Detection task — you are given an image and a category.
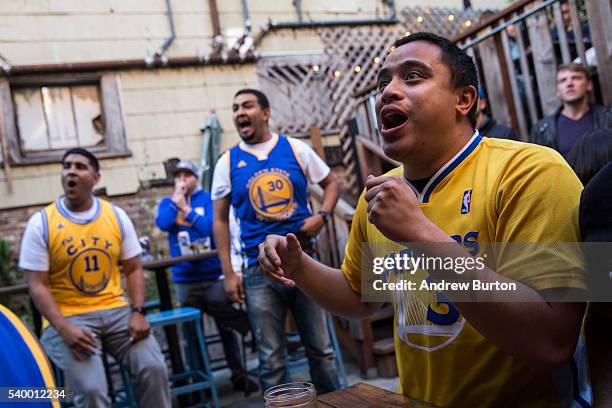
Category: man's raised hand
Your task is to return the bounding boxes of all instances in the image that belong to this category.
[258,233,304,287]
[364,174,426,242]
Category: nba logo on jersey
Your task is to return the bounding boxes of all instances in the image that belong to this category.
[461,190,472,214]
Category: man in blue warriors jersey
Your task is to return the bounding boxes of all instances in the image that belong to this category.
[259,33,591,407]
[20,148,170,407]
[0,304,58,408]
[212,89,341,393]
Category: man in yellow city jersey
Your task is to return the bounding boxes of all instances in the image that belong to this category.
[259,33,591,407]
[20,148,170,407]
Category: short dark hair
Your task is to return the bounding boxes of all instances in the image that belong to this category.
[392,32,479,127]
[61,148,100,172]
[234,88,270,110]
[557,63,591,81]
[566,129,612,185]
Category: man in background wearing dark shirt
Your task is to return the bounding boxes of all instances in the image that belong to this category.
[531,63,612,158]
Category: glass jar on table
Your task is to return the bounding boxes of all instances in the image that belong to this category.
[264,382,317,407]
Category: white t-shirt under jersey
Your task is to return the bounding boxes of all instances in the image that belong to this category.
[211,133,331,200]
[19,198,142,272]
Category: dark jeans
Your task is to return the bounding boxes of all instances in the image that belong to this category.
[175,279,250,379]
[243,264,340,394]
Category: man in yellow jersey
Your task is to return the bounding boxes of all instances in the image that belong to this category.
[258,33,591,407]
[20,148,170,407]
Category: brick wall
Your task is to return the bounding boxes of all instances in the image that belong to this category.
[0,185,175,261]
[0,166,349,261]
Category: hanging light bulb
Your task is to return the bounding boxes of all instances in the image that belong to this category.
[313,65,320,72]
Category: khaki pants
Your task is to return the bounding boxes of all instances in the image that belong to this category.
[41,306,170,408]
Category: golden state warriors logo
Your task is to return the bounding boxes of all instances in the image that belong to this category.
[68,248,112,294]
[248,169,296,221]
[394,277,465,352]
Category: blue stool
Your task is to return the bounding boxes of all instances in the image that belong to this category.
[287,313,348,388]
[147,307,220,408]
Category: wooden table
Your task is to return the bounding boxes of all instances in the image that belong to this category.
[317,383,436,407]
[142,251,218,378]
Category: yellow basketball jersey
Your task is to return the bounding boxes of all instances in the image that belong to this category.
[342,134,587,407]
[43,197,128,317]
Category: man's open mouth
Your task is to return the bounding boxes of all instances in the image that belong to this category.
[237,117,252,133]
[66,180,77,188]
[380,107,409,132]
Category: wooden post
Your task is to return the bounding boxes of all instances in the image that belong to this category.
[477,36,515,129]
[585,0,612,106]
[527,8,559,116]
[568,0,586,65]
[309,125,325,160]
[0,78,13,193]
[0,126,12,194]
[515,21,540,127]
[552,2,571,64]
[501,29,528,139]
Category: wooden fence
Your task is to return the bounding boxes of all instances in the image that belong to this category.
[347,0,611,196]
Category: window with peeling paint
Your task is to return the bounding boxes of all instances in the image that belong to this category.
[0,74,130,165]
[14,85,105,152]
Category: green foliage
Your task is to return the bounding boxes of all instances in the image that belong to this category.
[0,240,31,329]
[0,240,17,287]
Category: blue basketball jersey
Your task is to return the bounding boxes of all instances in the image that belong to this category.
[229,135,311,266]
[0,305,58,407]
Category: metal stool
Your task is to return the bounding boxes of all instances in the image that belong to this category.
[147,307,220,408]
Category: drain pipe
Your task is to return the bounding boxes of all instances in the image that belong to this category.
[294,0,304,23]
[385,0,397,20]
[267,0,396,30]
[0,53,11,74]
[209,0,224,55]
[253,0,396,48]
[240,0,252,34]
[156,0,176,56]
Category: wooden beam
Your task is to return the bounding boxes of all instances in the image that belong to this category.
[478,37,514,128]
[0,81,13,193]
[356,136,399,167]
[309,125,325,160]
[585,0,612,106]
[527,9,559,117]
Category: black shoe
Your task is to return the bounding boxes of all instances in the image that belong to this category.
[232,375,259,393]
